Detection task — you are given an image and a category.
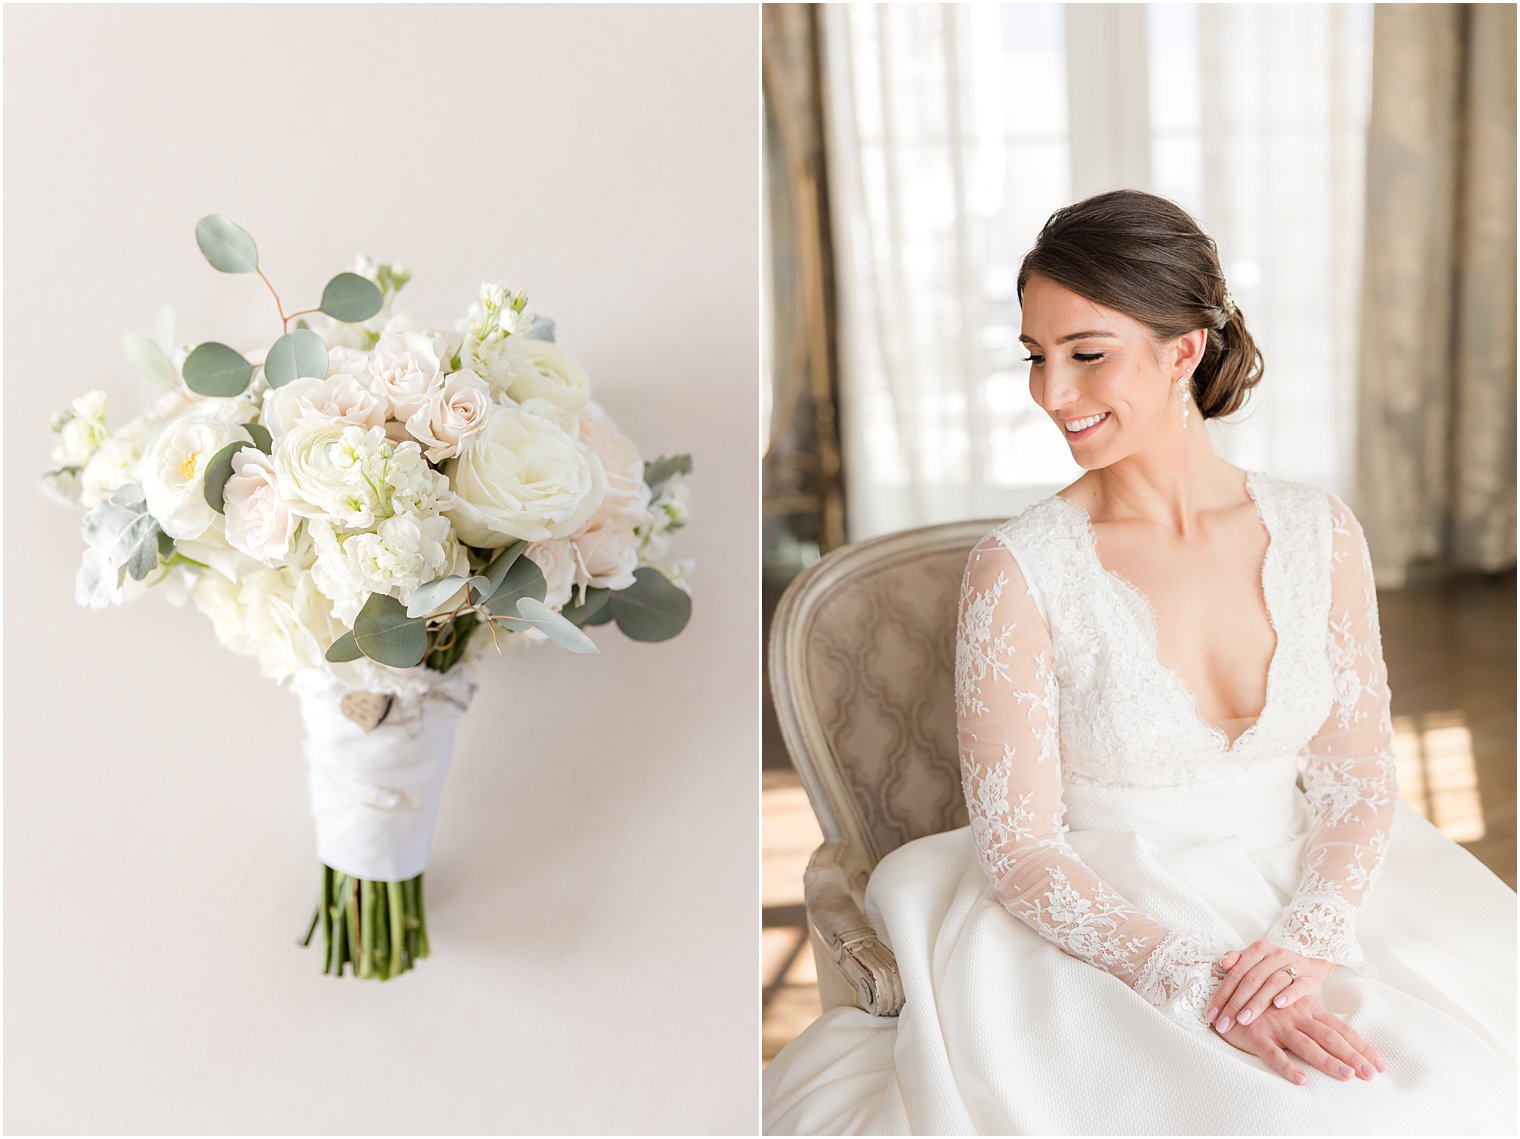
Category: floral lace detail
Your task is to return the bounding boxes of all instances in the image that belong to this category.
[955,473,1397,1023]
[1134,930,1233,1027]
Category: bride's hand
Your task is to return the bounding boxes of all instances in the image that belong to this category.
[1206,939,1332,1031]
[1215,996,1386,1084]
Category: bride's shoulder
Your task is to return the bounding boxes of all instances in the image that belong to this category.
[1250,468,1343,519]
[973,493,1073,557]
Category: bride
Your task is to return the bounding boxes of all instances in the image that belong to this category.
[763,190,1516,1135]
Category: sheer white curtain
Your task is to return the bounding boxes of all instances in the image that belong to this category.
[823,3,1374,540]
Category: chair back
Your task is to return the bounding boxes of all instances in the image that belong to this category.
[769,519,1003,868]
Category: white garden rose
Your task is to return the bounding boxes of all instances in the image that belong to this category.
[175,521,263,583]
[404,368,493,462]
[191,572,254,656]
[444,402,607,547]
[262,373,387,439]
[485,338,590,413]
[524,539,578,609]
[140,400,257,539]
[223,449,299,564]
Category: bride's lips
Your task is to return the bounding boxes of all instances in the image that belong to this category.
[1061,412,1110,442]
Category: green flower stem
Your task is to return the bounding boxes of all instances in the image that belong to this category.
[387,882,405,977]
[346,877,361,977]
[417,874,430,959]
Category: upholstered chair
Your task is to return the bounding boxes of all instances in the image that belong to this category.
[769,519,1002,1016]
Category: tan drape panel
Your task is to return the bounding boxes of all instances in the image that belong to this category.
[764,4,846,557]
[1356,4,1517,587]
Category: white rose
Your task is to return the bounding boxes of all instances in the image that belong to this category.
[524,540,578,609]
[485,338,591,413]
[239,567,345,681]
[192,572,254,656]
[404,368,493,462]
[444,403,607,547]
[263,373,387,439]
[223,449,300,564]
[571,514,641,591]
[577,401,651,518]
[174,521,263,583]
[140,402,256,539]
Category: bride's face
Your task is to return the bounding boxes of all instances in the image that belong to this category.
[1019,274,1177,469]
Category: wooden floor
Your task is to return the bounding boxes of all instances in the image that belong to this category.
[761,570,1517,1064]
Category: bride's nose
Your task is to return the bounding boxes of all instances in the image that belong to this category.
[1032,366,1082,416]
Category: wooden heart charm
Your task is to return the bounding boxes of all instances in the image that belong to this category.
[339,691,393,733]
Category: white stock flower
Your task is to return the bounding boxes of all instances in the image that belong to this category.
[78,390,199,509]
[404,368,493,462]
[524,540,578,609]
[262,373,387,439]
[309,514,464,626]
[52,390,110,467]
[140,399,257,539]
[444,402,607,547]
[223,449,300,564]
[484,338,590,413]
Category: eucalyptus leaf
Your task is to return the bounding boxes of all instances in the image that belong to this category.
[514,597,599,654]
[245,422,273,453]
[203,440,256,513]
[608,567,692,642]
[482,555,546,613]
[319,273,383,323]
[582,602,614,626]
[561,586,611,627]
[122,333,175,387]
[325,630,362,663]
[352,593,429,667]
[405,575,469,619]
[75,484,166,609]
[481,539,528,595]
[263,329,327,388]
[644,453,694,498]
[194,215,259,274]
[182,342,253,397]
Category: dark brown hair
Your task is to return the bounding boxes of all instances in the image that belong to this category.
[1016,189,1263,419]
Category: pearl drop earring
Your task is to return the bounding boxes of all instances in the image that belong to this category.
[1178,369,1192,428]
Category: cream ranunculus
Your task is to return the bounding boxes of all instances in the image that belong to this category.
[273,420,371,525]
[484,338,591,413]
[223,449,300,564]
[444,403,607,547]
[262,373,387,439]
[524,539,578,609]
[140,399,258,539]
[404,368,493,462]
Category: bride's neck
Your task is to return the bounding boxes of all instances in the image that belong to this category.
[1078,419,1242,535]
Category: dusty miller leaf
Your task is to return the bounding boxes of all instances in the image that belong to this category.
[75,484,166,609]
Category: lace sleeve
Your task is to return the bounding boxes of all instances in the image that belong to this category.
[1265,493,1397,967]
[956,535,1231,1029]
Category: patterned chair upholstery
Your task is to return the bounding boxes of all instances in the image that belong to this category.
[769,518,1002,1016]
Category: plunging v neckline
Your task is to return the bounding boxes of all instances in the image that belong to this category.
[1051,470,1281,754]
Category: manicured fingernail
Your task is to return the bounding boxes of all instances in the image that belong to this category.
[1293,1072,1307,1085]
[1274,995,1287,1007]
[1216,1016,1231,1032]
[1238,1008,1253,1024]
[1206,1007,1217,1021]
[1375,1059,1387,1072]
[1360,1065,1375,1079]
[1339,1065,1354,1078]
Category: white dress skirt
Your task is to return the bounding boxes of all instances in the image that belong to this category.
[764,473,1517,1135]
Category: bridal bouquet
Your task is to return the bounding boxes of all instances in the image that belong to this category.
[46,216,694,980]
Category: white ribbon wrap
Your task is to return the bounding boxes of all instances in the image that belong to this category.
[289,667,478,882]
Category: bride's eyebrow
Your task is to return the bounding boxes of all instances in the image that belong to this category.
[1018,330,1120,347]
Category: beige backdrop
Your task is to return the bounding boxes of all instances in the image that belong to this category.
[4,5,758,1134]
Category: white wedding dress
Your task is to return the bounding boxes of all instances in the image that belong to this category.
[764,471,1516,1135]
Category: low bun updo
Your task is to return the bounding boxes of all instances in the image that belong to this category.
[1016,189,1264,420]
